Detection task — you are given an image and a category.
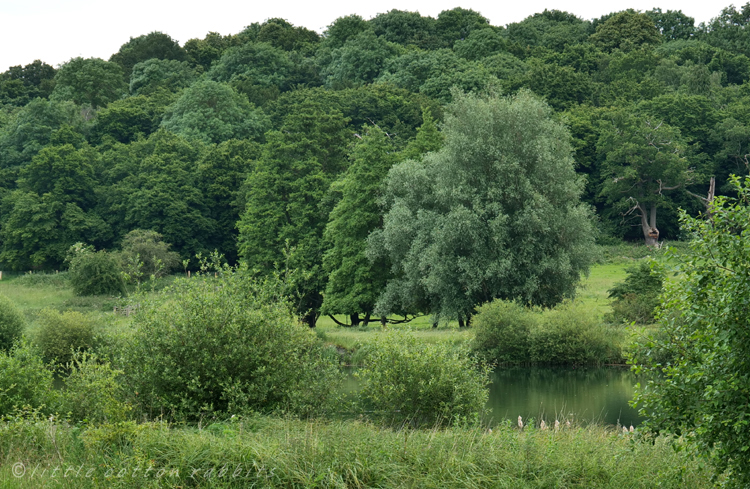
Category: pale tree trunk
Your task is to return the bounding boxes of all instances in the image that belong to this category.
[639,203,659,247]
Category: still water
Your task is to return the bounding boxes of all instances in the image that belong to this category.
[486,367,643,427]
[344,366,643,427]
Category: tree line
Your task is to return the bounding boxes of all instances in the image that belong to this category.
[2,5,750,324]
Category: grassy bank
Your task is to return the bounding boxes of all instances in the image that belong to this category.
[0,414,717,488]
[318,250,654,364]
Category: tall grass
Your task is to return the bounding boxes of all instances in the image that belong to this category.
[0,415,718,488]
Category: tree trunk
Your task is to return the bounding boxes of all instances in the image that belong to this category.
[303,312,318,328]
[350,314,360,327]
[458,317,465,328]
[362,312,371,326]
[639,203,659,247]
[380,316,387,327]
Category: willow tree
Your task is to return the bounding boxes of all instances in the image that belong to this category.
[369,90,595,325]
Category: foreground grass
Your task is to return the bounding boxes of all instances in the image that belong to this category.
[0,415,717,488]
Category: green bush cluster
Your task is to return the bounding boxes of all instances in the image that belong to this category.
[357,330,490,427]
[68,249,126,297]
[57,352,132,424]
[472,300,623,365]
[117,229,181,280]
[0,294,24,351]
[0,341,56,416]
[607,261,665,324]
[35,309,96,365]
[122,267,342,419]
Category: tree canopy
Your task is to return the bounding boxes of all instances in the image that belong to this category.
[370,91,596,323]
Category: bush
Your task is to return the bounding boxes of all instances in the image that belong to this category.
[57,352,132,424]
[358,330,490,427]
[35,309,96,365]
[607,261,664,324]
[631,177,750,485]
[0,341,56,416]
[0,294,24,351]
[472,299,623,365]
[122,267,342,420]
[472,300,533,364]
[117,229,180,280]
[530,302,623,365]
[69,249,126,296]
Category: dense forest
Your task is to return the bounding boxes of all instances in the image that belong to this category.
[2,5,750,325]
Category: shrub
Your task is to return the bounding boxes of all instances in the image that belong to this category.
[117,229,180,280]
[0,341,56,416]
[0,294,24,351]
[69,249,126,296]
[57,352,132,424]
[631,177,750,485]
[607,261,664,324]
[122,267,342,419]
[472,299,623,365]
[358,330,490,427]
[530,302,623,365]
[472,300,533,364]
[35,309,96,365]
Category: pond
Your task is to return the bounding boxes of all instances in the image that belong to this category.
[343,366,643,428]
[486,367,643,427]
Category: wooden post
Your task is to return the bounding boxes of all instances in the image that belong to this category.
[0,271,3,280]
[188,270,191,278]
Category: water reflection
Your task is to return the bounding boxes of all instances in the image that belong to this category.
[486,367,643,427]
[341,366,643,427]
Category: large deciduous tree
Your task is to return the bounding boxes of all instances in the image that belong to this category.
[161,80,268,144]
[99,130,214,259]
[0,143,110,269]
[322,31,403,89]
[0,60,56,106]
[197,139,260,263]
[590,11,662,52]
[129,59,196,96]
[237,101,350,327]
[109,32,188,80]
[321,126,397,325]
[598,110,693,246]
[322,110,443,325]
[51,57,127,108]
[369,91,595,325]
[0,98,84,186]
